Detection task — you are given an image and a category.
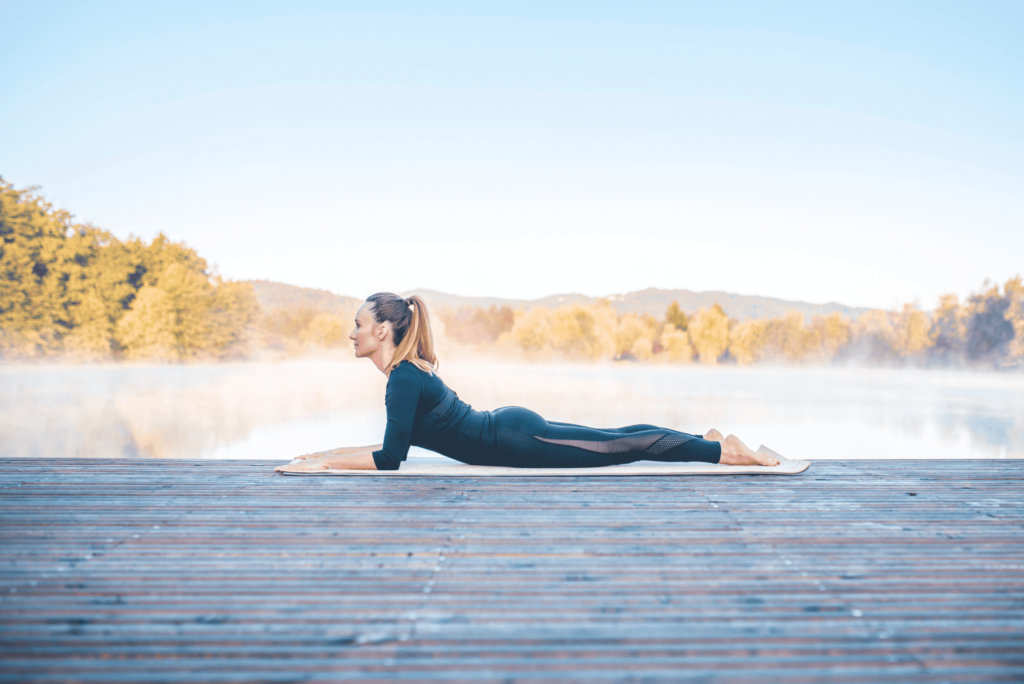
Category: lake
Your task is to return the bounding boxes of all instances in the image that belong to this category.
[2,359,1021,461]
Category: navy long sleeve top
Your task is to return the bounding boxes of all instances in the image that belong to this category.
[369,360,721,470]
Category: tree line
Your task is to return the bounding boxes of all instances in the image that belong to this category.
[0,180,348,361]
[434,272,1023,369]
[480,280,1023,368]
[3,179,1021,367]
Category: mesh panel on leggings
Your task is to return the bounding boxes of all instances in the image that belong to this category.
[644,433,695,456]
[533,433,663,454]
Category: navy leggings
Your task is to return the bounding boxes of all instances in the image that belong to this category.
[449,406,722,469]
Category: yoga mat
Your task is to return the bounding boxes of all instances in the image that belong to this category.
[278,446,809,476]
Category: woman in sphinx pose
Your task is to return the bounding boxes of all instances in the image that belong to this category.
[275,293,778,473]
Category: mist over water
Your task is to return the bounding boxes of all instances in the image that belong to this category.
[2,360,1021,461]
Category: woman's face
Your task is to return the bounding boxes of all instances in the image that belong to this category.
[350,303,388,358]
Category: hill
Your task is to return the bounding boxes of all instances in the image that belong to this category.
[407,287,874,322]
[246,281,874,323]
[248,280,361,315]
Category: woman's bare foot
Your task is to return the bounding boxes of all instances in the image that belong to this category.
[718,434,778,467]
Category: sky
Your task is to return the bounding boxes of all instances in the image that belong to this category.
[1,0,1022,309]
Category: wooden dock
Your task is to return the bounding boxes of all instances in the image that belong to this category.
[1,458,1022,682]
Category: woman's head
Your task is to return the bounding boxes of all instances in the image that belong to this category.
[351,293,437,373]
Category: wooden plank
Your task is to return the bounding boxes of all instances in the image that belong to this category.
[0,458,1022,682]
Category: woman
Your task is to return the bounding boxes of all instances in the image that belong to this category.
[275,293,778,473]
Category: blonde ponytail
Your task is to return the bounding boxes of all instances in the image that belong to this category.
[365,292,438,374]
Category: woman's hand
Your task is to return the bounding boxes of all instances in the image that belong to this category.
[291,452,323,461]
[274,451,378,473]
[274,456,336,473]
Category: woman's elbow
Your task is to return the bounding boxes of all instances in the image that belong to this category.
[371,450,401,471]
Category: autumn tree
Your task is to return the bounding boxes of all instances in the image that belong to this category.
[893,304,934,359]
[929,294,965,364]
[1005,277,1024,366]
[510,306,553,356]
[665,301,689,331]
[440,304,515,345]
[115,285,178,360]
[729,319,769,365]
[850,310,897,363]
[764,311,808,361]
[300,313,350,349]
[0,181,79,356]
[659,328,694,362]
[63,286,117,359]
[548,303,617,359]
[615,313,658,360]
[115,264,257,360]
[205,279,259,358]
[689,304,729,364]
[964,281,1016,364]
[1,179,256,361]
[808,313,851,361]
[507,303,621,360]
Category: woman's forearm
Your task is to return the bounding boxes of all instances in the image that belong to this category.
[328,444,383,457]
[320,452,378,470]
[298,444,382,459]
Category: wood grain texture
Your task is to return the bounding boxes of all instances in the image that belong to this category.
[0,458,1021,682]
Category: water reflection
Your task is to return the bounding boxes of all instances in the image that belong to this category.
[1,360,1021,460]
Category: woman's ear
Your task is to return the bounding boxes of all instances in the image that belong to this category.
[377,322,389,340]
